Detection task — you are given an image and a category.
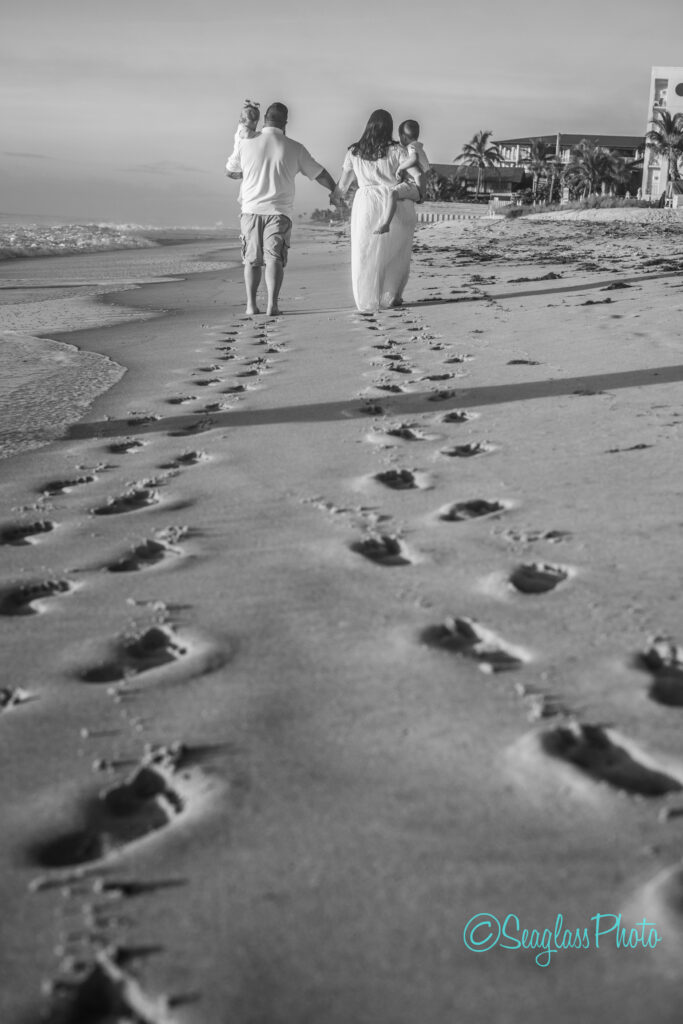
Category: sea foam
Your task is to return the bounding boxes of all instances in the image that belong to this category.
[0,223,158,261]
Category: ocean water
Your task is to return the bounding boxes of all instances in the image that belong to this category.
[0,221,158,261]
[0,221,240,460]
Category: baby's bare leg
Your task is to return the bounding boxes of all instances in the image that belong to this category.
[374,189,399,234]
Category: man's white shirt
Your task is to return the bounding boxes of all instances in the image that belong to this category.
[227,126,324,218]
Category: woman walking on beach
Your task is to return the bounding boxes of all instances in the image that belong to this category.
[338,109,417,312]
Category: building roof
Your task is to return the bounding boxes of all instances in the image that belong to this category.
[432,164,527,183]
[495,133,644,150]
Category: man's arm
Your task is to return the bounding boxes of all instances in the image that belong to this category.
[225,142,243,179]
[315,168,344,205]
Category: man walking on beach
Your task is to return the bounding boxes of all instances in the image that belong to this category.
[226,102,341,316]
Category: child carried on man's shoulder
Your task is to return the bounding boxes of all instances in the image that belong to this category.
[226,100,261,202]
[226,99,261,170]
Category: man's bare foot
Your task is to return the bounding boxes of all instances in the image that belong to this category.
[266,306,282,316]
[374,224,390,235]
[244,306,260,316]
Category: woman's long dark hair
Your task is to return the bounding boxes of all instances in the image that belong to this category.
[349,109,396,161]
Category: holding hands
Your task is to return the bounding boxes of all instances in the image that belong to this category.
[330,185,346,208]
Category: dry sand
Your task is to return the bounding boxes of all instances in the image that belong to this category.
[2,208,683,1023]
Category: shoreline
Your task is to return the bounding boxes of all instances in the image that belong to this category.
[0,238,243,462]
[2,215,683,1024]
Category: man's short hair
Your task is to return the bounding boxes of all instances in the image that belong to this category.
[399,120,420,140]
[265,102,288,128]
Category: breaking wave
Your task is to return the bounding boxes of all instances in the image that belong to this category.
[0,222,159,260]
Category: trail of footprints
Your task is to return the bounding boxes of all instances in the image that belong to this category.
[0,313,286,1022]
[338,305,683,820]
[4,299,683,1013]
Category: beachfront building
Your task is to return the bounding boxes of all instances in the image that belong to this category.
[496,133,643,171]
[642,66,683,200]
[429,163,528,200]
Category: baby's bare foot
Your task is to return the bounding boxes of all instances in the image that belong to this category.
[374,225,390,235]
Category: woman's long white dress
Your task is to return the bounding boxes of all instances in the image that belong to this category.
[342,144,417,313]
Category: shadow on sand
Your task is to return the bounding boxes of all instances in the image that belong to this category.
[67,363,683,441]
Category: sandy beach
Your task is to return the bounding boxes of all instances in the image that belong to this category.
[3,207,683,1023]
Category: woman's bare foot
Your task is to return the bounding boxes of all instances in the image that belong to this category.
[374,224,390,235]
[244,305,261,316]
[266,305,282,316]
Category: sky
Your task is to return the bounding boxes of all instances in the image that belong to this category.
[2,0,683,226]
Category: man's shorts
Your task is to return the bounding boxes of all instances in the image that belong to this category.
[393,180,422,203]
[240,213,292,267]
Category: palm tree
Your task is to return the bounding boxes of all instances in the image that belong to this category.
[646,109,683,196]
[546,154,563,205]
[454,130,502,199]
[604,151,640,195]
[562,139,613,199]
[527,138,554,200]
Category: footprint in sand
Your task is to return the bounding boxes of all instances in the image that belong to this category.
[422,372,456,382]
[126,413,161,427]
[92,487,160,516]
[168,415,215,437]
[43,948,179,1024]
[32,745,211,868]
[375,469,423,490]
[442,410,477,424]
[509,562,570,594]
[539,722,682,796]
[157,450,208,470]
[422,616,527,673]
[0,520,55,545]
[639,637,683,707]
[0,579,73,616]
[357,403,385,417]
[502,527,572,545]
[107,438,145,455]
[507,358,540,366]
[80,624,226,684]
[193,378,222,387]
[428,389,459,403]
[439,442,496,459]
[1,687,32,711]
[167,394,197,406]
[351,534,412,566]
[41,475,96,496]
[439,499,508,522]
[80,626,186,683]
[105,539,181,573]
[385,424,430,441]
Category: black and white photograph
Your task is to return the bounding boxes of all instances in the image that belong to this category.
[2,2,683,1022]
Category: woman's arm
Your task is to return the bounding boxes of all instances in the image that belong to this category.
[337,165,357,195]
